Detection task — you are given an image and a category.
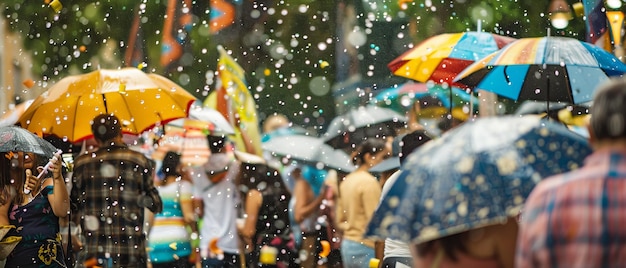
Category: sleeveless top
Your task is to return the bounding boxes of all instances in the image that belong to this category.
[247,187,296,267]
[148,180,193,263]
[6,183,67,267]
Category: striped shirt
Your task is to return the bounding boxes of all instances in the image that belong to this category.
[516,148,626,268]
[71,142,163,267]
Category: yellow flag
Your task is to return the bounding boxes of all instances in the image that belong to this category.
[204,46,262,156]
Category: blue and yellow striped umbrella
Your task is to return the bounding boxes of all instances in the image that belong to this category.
[455,36,626,104]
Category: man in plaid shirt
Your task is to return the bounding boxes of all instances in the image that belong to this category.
[71,114,162,268]
[516,78,626,267]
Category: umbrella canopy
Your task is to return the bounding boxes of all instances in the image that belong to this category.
[373,82,478,119]
[323,106,406,149]
[168,105,236,135]
[261,125,311,142]
[0,100,34,128]
[388,31,515,86]
[0,126,58,157]
[366,115,591,244]
[18,68,197,142]
[455,36,626,104]
[262,134,355,172]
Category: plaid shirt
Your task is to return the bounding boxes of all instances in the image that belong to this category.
[71,142,162,267]
[517,148,626,268]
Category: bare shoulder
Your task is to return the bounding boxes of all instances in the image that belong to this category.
[464,218,518,259]
[482,218,518,235]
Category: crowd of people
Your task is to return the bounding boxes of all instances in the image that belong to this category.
[0,76,625,268]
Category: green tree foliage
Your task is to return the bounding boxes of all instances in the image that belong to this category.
[2,0,586,129]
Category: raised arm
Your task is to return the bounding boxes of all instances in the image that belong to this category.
[40,153,70,218]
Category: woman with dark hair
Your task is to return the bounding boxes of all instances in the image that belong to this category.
[291,164,330,267]
[336,138,391,267]
[235,160,296,268]
[3,150,70,267]
[147,151,198,268]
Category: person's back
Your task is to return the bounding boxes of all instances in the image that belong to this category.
[517,161,626,267]
[148,151,196,268]
[191,149,242,267]
[236,161,296,267]
[516,78,626,267]
[292,165,329,267]
[71,114,162,267]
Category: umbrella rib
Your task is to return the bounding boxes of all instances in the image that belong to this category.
[116,92,140,133]
[562,67,575,104]
[503,66,511,84]
[102,94,109,114]
[71,95,83,141]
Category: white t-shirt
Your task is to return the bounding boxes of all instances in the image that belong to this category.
[190,160,241,257]
[380,170,412,259]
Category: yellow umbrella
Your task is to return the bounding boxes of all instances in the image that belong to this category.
[18,68,197,142]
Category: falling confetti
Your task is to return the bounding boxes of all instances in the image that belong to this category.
[208,238,223,255]
[319,240,330,258]
[48,0,62,13]
[369,258,380,268]
[22,79,35,89]
[259,246,277,265]
[319,60,329,69]
[118,83,126,93]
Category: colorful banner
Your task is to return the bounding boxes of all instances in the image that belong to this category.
[124,7,148,68]
[583,0,609,49]
[204,46,262,156]
[210,0,237,34]
[160,0,193,71]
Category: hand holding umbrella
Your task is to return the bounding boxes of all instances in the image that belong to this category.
[24,149,63,195]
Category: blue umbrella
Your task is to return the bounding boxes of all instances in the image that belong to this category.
[372,82,479,117]
[455,36,626,105]
[366,115,592,244]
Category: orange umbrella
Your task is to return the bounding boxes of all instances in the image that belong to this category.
[0,100,34,128]
[18,68,197,142]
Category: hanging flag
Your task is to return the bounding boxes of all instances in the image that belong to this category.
[160,0,193,72]
[210,0,237,34]
[124,6,148,68]
[583,0,609,50]
[204,46,262,156]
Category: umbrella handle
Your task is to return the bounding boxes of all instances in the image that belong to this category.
[24,149,63,195]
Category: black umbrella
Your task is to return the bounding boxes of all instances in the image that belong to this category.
[514,100,591,116]
[323,106,406,149]
[0,126,58,157]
